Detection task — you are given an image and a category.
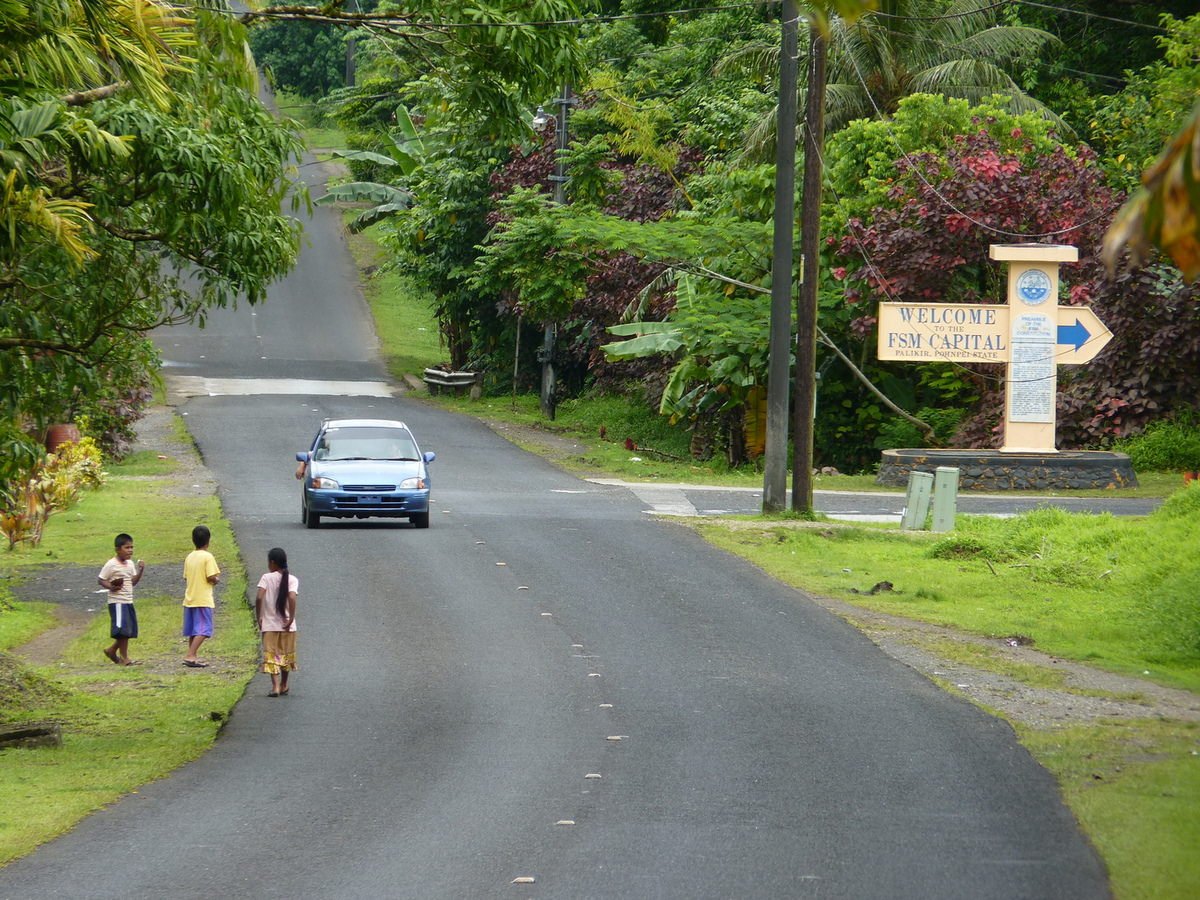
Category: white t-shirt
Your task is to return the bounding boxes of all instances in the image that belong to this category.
[99,557,137,604]
[257,571,299,632]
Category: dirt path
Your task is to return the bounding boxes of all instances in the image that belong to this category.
[8,406,214,668]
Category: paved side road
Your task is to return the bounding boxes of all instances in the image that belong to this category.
[590,479,1161,521]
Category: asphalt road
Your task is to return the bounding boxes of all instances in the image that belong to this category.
[0,162,1111,899]
[595,481,1160,522]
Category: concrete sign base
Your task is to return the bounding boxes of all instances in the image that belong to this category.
[877,448,1138,491]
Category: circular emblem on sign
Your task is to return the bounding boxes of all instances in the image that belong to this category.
[1016,268,1052,304]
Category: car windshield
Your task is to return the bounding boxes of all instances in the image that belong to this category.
[316,427,418,461]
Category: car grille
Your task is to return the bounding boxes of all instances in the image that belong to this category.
[343,484,396,492]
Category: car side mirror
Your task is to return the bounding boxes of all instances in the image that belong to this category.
[423,451,436,464]
[295,451,310,462]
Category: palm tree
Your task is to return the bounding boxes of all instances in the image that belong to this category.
[0,1,191,262]
[724,0,1062,153]
[825,0,1060,129]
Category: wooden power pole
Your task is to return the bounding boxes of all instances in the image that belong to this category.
[792,23,826,513]
[762,0,800,513]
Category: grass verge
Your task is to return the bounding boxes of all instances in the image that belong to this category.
[1020,720,1200,900]
[0,415,258,865]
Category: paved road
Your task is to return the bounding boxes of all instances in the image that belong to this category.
[0,162,1110,899]
[592,481,1160,522]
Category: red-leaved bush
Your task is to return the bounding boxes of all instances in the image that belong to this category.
[489,104,701,393]
[837,129,1200,448]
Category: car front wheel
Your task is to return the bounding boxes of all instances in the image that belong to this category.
[410,511,429,529]
[304,501,321,529]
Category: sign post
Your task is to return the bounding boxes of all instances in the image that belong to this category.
[876,244,1112,454]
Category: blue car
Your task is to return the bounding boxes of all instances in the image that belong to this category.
[296,418,435,529]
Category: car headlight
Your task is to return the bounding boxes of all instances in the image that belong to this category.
[400,476,427,490]
[310,475,341,490]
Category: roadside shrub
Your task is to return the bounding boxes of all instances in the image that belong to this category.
[1112,414,1200,472]
[0,438,106,551]
[875,406,966,450]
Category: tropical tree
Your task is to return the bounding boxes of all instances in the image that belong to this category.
[0,1,304,478]
[823,0,1060,129]
[721,0,1060,154]
[1086,11,1200,190]
[244,0,591,145]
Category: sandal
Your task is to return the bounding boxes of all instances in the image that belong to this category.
[267,691,279,698]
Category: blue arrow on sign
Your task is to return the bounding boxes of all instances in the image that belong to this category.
[1057,318,1091,350]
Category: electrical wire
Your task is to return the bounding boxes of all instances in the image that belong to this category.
[1012,0,1167,33]
[225,2,781,30]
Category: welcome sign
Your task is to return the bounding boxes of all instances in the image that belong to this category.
[876,245,1113,453]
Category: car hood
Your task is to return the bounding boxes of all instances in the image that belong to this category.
[310,459,427,486]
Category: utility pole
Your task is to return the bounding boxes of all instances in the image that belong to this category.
[762,0,799,513]
[539,84,573,420]
[792,23,826,513]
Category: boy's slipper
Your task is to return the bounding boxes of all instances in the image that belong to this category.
[104,648,120,664]
[122,660,142,666]
[267,691,280,698]
[182,660,209,668]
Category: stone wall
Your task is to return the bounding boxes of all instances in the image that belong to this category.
[877,449,1138,491]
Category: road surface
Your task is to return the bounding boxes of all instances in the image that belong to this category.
[0,159,1110,900]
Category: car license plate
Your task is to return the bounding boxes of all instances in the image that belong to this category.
[357,495,381,504]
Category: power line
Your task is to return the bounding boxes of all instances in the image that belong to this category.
[232,2,779,30]
[1012,0,1168,33]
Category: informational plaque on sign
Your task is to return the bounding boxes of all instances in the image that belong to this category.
[1008,313,1056,424]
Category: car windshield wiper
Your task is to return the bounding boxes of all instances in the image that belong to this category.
[329,456,370,461]
[386,456,421,461]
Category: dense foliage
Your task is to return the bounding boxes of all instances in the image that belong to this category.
[288,2,1200,471]
[0,2,304,494]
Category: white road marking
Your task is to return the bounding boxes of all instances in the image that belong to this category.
[166,375,396,399]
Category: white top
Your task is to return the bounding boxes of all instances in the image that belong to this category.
[257,571,298,632]
[99,557,137,604]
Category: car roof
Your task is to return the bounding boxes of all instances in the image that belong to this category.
[322,418,411,431]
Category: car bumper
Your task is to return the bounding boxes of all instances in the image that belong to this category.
[304,490,430,518]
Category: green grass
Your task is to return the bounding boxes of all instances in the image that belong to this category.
[344,228,443,381]
[31,480,228,567]
[0,412,258,864]
[0,600,56,652]
[274,90,345,150]
[107,449,178,476]
[701,490,1200,691]
[1020,720,1200,900]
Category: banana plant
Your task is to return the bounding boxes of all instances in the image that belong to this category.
[315,105,427,232]
[602,273,767,421]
